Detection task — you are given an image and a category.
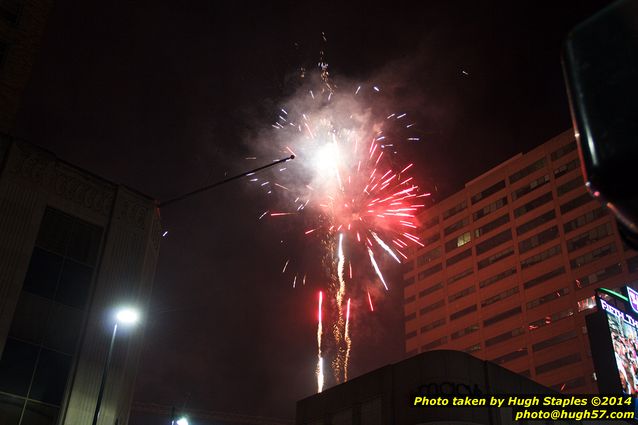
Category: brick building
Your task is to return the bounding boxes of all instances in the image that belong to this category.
[403,129,638,393]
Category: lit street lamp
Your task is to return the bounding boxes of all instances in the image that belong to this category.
[91,307,140,425]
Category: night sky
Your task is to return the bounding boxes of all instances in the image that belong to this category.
[15,0,612,420]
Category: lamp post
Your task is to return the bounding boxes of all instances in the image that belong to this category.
[91,307,140,425]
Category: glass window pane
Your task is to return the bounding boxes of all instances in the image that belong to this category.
[29,349,71,405]
[35,209,73,256]
[22,401,59,425]
[55,260,93,308]
[67,222,102,266]
[8,292,53,345]
[42,304,83,354]
[0,338,39,396]
[22,249,63,299]
[0,393,23,425]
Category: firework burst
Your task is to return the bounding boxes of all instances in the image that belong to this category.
[251,66,429,390]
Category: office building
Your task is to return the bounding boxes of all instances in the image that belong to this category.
[403,129,638,393]
[0,136,161,424]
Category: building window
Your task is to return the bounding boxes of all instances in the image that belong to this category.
[518,225,559,254]
[446,248,472,266]
[570,242,617,269]
[560,193,594,215]
[419,282,443,297]
[557,176,584,197]
[492,348,528,365]
[535,353,581,375]
[509,157,547,184]
[444,217,470,236]
[523,267,565,290]
[532,330,578,352]
[566,222,613,252]
[423,216,440,229]
[405,295,416,304]
[553,158,580,179]
[474,214,510,239]
[404,276,415,286]
[628,256,638,274]
[563,207,608,233]
[423,233,441,246]
[520,244,562,270]
[449,285,476,302]
[417,247,442,266]
[512,174,550,201]
[526,287,570,310]
[514,192,553,218]
[465,343,481,354]
[477,246,514,270]
[418,263,442,280]
[406,330,417,339]
[405,312,417,321]
[443,201,468,220]
[471,180,506,205]
[445,232,471,253]
[528,308,575,331]
[473,197,508,221]
[577,295,596,312]
[451,323,480,340]
[421,318,446,333]
[481,286,519,308]
[450,304,477,321]
[486,328,525,347]
[475,229,512,255]
[420,300,445,315]
[516,209,556,236]
[550,141,577,161]
[479,267,517,289]
[575,263,623,289]
[447,268,473,285]
[1,208,103,424]
[422,336,448,350]
[484,306,522,327]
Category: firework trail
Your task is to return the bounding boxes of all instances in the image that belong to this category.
[252,61,429,390]
[317,291,324,393]
[344,298,352,381]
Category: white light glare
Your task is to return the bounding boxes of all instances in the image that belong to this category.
[176,417,189,425]
[116,308,140,325]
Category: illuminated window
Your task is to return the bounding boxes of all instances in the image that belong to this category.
[577,296,596,312]
[444,232,471,253]
[575,263,623,289]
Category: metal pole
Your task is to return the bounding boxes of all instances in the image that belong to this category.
[158,155,295,208]
[92,323,118,425]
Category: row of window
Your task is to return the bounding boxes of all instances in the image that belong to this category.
[570,242,617,269]
[518,225,559,254]
[512,174,550,201]
[520,244,561,270]
[566,222,613,252]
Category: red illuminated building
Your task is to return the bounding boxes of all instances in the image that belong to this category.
[403,129,638,393]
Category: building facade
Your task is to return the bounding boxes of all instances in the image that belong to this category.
[0,136,161,424]
[403,129,638,394]
[296,349,597,425]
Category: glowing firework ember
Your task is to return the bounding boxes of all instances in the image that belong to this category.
[252,63,428,390]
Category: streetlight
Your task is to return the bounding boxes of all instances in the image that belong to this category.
[91,307,140,425]
[174,417,189,425]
